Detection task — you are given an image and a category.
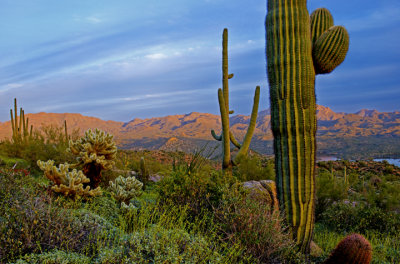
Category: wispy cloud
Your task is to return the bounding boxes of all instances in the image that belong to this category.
[344,6,400,32]
[145,53,168,60]
[86,16,102,24]
[0,0,399,122]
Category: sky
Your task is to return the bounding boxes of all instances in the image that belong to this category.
[0,0,399,122]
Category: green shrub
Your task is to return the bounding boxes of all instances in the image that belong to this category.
[234,155,275,182]
[156,169,232,216]
[0,169,115,263]
[0,124,78,172]
[321,202,400,234]
[12,250,91,264]
[364,179,400,212]
[315,170,349,220]
[214,184,301,263]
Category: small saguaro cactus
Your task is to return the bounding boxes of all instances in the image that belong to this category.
[138,157,149,190]
[10,98,33,143]
[68,128,117,188]
[266,0,349,253]
[211,28,260,174]
[324,233,372,264]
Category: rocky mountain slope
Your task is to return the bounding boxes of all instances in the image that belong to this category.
[0,105,399,158]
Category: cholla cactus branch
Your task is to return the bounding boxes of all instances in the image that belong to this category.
[37,160,102,197]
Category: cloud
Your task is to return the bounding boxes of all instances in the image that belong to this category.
[86,16,102,24]
[145,53,168,60]
[344,6,400,32]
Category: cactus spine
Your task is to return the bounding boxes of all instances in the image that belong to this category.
[266,0,349,253]
[324,234,372,264]
[211,28,260,173]
[10,98,32,143]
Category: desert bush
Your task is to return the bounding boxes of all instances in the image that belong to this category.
[315,170,349,220]
[0,169,115,263]
[12,250,91,264]
[234,155,275,182]
[118,225,244,263]
[363,178,400,212]
[156,168,232,216]
[321,202,400,235]
[113,201,248,263]
[214,183,301,263]
[0,124,79,172]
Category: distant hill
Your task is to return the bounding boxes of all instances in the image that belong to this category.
[1,105,399,159]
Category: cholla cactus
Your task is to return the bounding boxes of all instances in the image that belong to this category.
[37,160,102,197]
[109,175,143,207]
[68,128,117,188]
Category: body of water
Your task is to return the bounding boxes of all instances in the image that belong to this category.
[317,156,400,167]
[373,159,400,167]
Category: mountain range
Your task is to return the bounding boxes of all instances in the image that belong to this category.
[1,105,399,159]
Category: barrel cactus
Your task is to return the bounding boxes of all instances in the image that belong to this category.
[324,234,372,264]
[266,0,349,253]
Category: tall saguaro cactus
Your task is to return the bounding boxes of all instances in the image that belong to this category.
[266,0,349,253]
[211,28,260,173]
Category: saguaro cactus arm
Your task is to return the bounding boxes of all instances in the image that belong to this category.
[234,86,260,164]
[310,8,334,45]
[313,25,349,74]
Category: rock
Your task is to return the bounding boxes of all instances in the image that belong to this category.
[310,240,323,257]
[242,180,279,212]
[149,174,163,182]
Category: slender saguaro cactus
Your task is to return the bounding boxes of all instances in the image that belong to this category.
[266,0,349,253]
[139,156,149,190]
[10,98,32,143]
[64,120,69,143]
[211,28,260,173]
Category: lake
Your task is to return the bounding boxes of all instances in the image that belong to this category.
[373,159,400,167]
[317,156,400,167]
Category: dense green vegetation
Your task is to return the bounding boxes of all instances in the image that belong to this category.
[0,126,399,263]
